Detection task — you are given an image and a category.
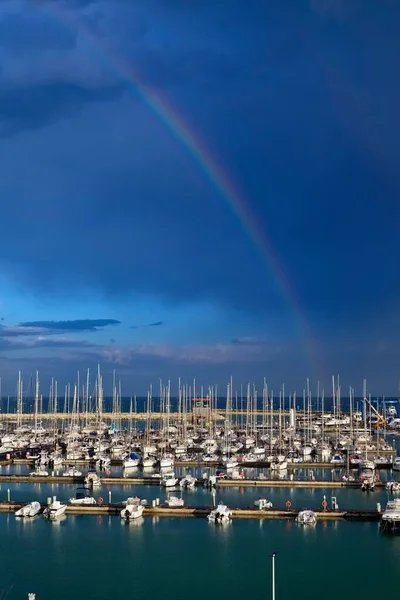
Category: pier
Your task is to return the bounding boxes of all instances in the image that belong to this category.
[0,501,382,521]
[0,473,388,488]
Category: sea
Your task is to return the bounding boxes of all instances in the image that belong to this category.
[1,398,399,599]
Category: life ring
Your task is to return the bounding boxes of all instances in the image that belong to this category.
[286,501,292,509]
[98,497,104,505]
[322,499,327,508]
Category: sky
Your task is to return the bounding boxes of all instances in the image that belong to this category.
[0,0,399,397]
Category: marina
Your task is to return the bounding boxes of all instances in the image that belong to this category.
[1,374,400,600]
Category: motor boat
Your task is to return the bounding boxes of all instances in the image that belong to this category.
[69,488,97,505]
[84,471,101,488]
[15,501,42,518]
[386,481,400,492]
[30,467,49,477]
[63,467,83,477]
[359,460,376,491]
[381,498,400,532]
[207,504,232,524]
[165,495,184,507]
[120,503,144,520]
[254,498,273,509]
[179,474,197,489]
[296,510,317,525]
[161,472,178,487]
[43,499,67,520]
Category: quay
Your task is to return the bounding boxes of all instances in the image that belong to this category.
[0,409,315,421]
[0,501,382,521]
[0,473,387,488]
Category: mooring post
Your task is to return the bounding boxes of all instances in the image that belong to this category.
[271,552,277,600]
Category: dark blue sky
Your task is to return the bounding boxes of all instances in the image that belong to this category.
[0,0,399,395]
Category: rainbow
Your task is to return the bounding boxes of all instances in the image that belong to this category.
[34,1,321,379]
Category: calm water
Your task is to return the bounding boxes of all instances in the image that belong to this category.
[1,515,400,600]
[1,437,399,599]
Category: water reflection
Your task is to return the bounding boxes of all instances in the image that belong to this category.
[120,516,144,528]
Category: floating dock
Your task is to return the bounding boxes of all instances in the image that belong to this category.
[0,501,382,521]
[0,473,387,488]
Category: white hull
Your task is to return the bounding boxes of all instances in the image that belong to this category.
[69,497,96,505]
[44,502,67,520]
[15,501,41,518]
[120,504,144,520]
[123,458,141,468]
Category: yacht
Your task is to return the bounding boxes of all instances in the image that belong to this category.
[15,501,42,518]
[159,454,174,469]
[381,498,400,532]
[123,453,141,469]
[142,456,157,468]
[207,504,232,524]
[43,499,67,520]
[359,460,376,491]
[296,510,317,525]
